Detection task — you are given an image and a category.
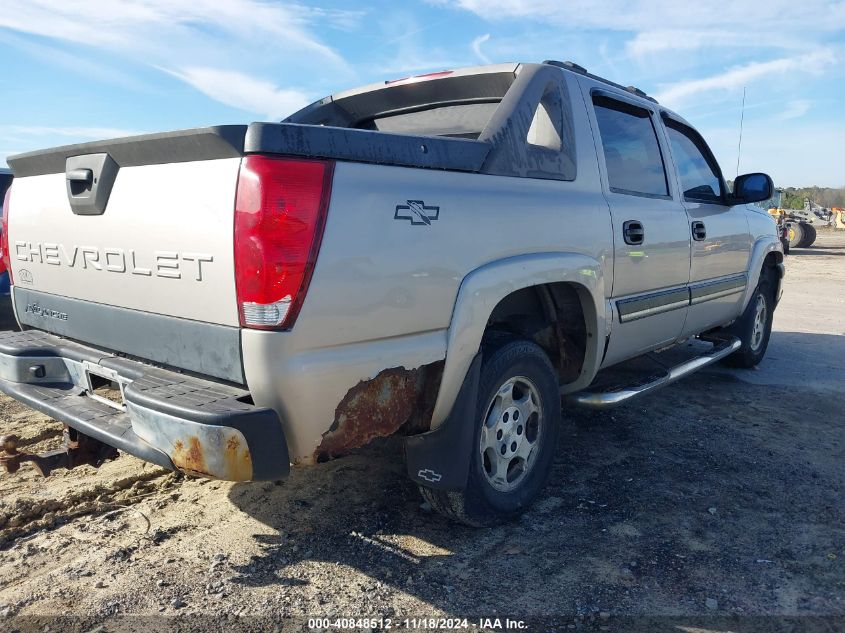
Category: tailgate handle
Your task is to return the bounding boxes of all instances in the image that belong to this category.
[66,168,93,183]
[66,168,94,196]
[65,153,119,216]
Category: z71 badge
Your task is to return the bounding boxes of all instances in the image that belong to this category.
[394,200,440,226]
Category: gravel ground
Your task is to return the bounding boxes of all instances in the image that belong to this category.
[0,231,843,633]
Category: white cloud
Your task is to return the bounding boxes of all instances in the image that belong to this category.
[0,0,347,62]
[776,100,813,121]
[625,29,800,57]
[434,0,845,58]
[653,49,837,108]
[0,30,148,91]
[165,68,311,119]
[472,34,492,64]
[0,0,350,115]
[371,13,469,76]
[433,0,845,33]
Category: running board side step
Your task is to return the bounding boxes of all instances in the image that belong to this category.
[568,336,741,409]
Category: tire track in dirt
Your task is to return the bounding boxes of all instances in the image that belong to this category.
[0,469,181,548]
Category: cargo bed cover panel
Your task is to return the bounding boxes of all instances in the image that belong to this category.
[245,123,490,172]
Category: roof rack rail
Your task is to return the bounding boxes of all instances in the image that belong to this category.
[542,60,588,75]
[625,86,658,104]
[542,59,659,105]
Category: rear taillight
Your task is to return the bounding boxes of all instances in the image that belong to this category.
[234,156,333,330]
[1,186,11,281]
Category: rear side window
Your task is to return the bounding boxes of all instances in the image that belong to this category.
[663,117,724,202]
[592,95,669,198]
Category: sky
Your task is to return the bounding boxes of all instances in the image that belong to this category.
[1,0,843,187]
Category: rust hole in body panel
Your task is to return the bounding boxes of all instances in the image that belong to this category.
[315,362,443,462]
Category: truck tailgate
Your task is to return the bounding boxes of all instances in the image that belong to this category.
[9,158,241,326]
[5,128,247,382]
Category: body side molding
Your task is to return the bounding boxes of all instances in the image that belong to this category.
[616,287,689,323]
[689,273,747,305]
[614,273,749,323]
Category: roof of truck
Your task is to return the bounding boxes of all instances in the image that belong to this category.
[284,59,703,141]
[7,62,691,183]
[287,60,663,126]
[277,60,702,183]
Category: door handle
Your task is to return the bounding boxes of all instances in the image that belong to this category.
[623,220,645,245]
[691,220,707,241]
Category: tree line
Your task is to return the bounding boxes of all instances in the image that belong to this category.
[780,186,845,210]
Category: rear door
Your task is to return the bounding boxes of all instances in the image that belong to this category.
[660,115,753,335]
[580,83,692,367]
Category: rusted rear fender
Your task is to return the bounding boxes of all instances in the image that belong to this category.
[314,361,443,462]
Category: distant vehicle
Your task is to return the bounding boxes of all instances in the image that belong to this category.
[0,61,783,525]
[763,189,817,251]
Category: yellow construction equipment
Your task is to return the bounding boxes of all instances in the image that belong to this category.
[767,190,818,249]
[833,207,845,230]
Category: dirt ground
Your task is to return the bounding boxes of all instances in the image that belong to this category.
[0,232,843,633]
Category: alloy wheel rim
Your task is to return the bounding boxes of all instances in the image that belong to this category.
[750,294,767,351]
[479,376,543,493]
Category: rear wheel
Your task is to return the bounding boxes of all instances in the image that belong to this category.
[721,276,774,368]
[797,222,816,248]
[419,338,561,526]
[786,222,804,249]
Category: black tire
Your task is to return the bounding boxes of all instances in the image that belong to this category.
[419,338,561,527]
[786,222,804,249]
[720,275,774,368]
[797,222,816,248]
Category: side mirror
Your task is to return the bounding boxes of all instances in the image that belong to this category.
[733,172,773,204]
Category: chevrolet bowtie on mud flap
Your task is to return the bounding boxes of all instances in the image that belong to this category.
[0,61,783,526]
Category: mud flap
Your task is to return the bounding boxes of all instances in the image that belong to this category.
[405,353,481,491]
[774,262,785,305]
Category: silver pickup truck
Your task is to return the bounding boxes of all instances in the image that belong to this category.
[0,61,783,525]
